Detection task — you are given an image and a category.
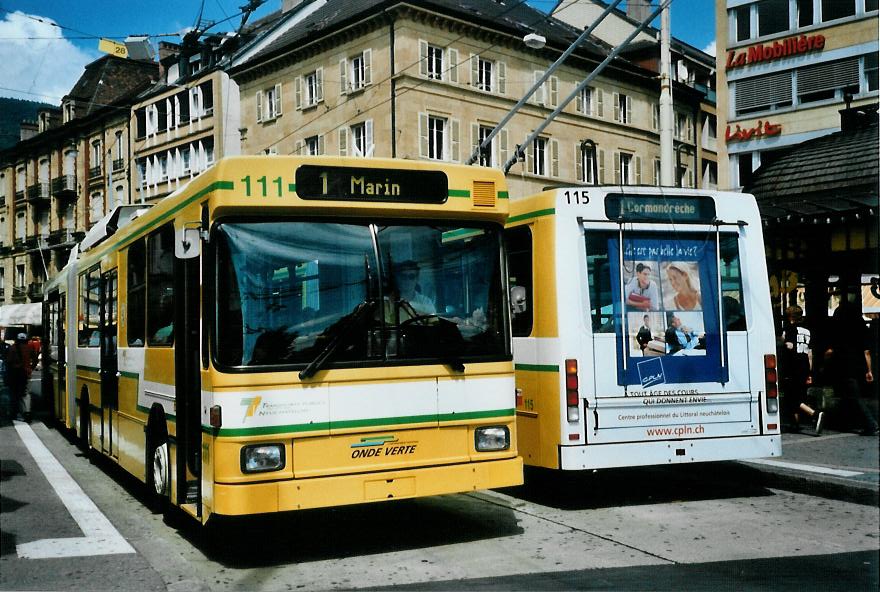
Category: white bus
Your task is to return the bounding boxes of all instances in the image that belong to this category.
[505,186,781,470]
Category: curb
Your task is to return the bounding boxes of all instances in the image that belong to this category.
[730,460,879,507]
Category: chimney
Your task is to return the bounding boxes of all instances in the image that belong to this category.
[627,0,652,22]
[20,121,38,141]
[283,0,306,13]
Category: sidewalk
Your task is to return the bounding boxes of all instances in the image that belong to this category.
[733,427,880,506]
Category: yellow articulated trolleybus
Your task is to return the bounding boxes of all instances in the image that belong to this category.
[504,185,781,471]
[42,156,522,524]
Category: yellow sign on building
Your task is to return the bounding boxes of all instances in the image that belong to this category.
[98,38,128,58]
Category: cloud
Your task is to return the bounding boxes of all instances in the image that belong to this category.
[702,40,717,57]
[0,11,96,103]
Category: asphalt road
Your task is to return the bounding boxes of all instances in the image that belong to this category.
[2,420,878,591]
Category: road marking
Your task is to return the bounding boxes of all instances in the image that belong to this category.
[745,458,864,477]
[14,421,136,559]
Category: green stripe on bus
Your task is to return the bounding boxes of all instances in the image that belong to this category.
[448,189,471,198]
[76,364,100,373]
[507,208,555,224]
[288,183,296,192]
[498,191,509,199]
[213,408,515,438]
[136,404,176,422]
[515,363,559,372]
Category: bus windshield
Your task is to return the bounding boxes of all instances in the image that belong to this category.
[214,220,507,370]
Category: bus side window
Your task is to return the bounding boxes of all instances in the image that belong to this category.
[504,225,533,337]
[127,238,146,346]
[147,224,175,346]
[79,267,101,347]
[585,231,615,333]
[720,234,747,331]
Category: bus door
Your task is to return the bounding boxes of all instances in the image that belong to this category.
[173,253,201,512]
[99,270,118,458]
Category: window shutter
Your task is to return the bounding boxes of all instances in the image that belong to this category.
[613,151,621,184]
[316,68,324,102]
[471,123,480,158]
[450,118,460,162]
[499,129,508,166]
[613,92,620,121]
[625,95,632,125]
[295,77,303,110]
[497,61,506,94]
[339,59,348,94]
[576,89,584,113]
[420,41,429,77]
[295,140,304,155]
[735,71,792,111]
[688,169,694,188]
[797,57,859,96]
[598,148,605,183]
[597,89,604,117]
[363,49,372,85]
[255,90,263,122]
[526,141,534,173]
[365,119,374,157]
[274,83,283,116]
[653,159,661,186]
[652,103,659,130]
[533,71,544,105]
[635,155,641,184]
[687,115,693,141]
[470,54,478,86]
[550,76,559,107]
[449,48,458,83]
[575,144,583,181]
[419,113,429,158]
[338,127,348,156]
[550,139,559,177]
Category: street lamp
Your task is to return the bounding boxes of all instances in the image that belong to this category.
[523,33,546,50]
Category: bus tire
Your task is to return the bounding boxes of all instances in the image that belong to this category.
[146,413,170,513]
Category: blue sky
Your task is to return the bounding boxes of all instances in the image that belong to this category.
[0,0,716,102]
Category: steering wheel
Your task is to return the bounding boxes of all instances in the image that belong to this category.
[400,314,439,326]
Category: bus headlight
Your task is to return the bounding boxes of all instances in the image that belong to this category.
[240,444,285,473]
[475,426,510,452]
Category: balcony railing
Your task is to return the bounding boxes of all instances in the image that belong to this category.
[89,165,102,179]
[52,174,77,197]
[27,182,51,204]
[27,282,45,300]
[14,190,25,203]
[112,158,125,172]
[11,285,27,302]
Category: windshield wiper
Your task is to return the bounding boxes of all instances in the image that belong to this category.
[298,300,375,380]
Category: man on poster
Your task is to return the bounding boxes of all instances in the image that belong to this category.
[624,263,660,311]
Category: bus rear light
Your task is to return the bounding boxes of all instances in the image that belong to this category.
[565,359,579,422]
[764,354,779,414]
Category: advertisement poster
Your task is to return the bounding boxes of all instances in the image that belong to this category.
[610,237,727,387]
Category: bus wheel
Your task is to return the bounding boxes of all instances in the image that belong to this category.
[148,437,170,512]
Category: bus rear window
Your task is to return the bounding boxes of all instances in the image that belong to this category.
[720,234,746,331]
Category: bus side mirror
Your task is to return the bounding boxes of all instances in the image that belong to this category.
[175,226,202,259]
[510,285,527,315]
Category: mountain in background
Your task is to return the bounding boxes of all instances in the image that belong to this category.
[0,97,55,150]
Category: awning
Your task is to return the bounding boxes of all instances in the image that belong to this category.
[0,303,42,326]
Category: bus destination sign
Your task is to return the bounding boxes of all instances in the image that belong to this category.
[296,165,448,203]
[605,194,716,223]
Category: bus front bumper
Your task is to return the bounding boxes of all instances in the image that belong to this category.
[212,457,523,516]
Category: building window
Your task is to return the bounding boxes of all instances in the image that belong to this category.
[532,72,558,107]
[865,53,879,92]
[16,264,25,290]
[797,0,814,26]
[734,5,751,42]
[427,45,444,80]
[305,70,322,107]
[737,153,755,188]
[90,192,103,224]
[478,125,494,167]
[579,143,597,184]
[579,87,599,116]
[735,71,793,115]
[619,152,632,185]
[428,116,446,160]
[257,84,282,121]
[653,158,662,186]
[614,93,632,124]
[351,121,373,157]
[797,57,860,104]
[16,211,26,241]
[182,147,191,174]
[532,137,547,176]
[758,0,789,37]
[350,52,367,91]
[305,135,323,155]
[477,57,493,92]
[159,154,168,181]
[822,0,856,22]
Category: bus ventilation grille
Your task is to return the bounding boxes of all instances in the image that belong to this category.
[472,181,496,207]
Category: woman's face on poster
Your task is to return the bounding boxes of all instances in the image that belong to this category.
[667,266,687,291]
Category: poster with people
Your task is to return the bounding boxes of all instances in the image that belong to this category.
[611,237,726,387]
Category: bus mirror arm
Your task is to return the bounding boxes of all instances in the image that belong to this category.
[176,222,207,259]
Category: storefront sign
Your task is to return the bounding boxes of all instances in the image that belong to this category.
[725,120,782,143]
[725,34,825,71]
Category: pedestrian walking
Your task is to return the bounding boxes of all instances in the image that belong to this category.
[780,306,823,434]
[5,333,34,422]
[824,302,878,436]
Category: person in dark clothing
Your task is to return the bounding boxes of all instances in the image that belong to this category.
[5,333,33,422]
[779,306,823,434]
[824,303,878,436]
[636,314,653,354]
